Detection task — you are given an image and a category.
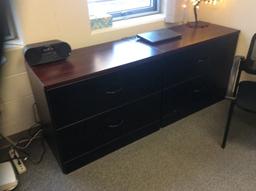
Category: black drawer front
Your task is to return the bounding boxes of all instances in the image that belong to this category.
[164,44,210,88]
[163,77,220,124]
[57,93,161,162]
[47,61,162,128]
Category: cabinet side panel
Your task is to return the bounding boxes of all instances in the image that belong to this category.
[26,65,63,168]
[215,33,239,96]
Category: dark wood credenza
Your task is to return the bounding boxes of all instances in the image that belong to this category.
[27,23,239,173]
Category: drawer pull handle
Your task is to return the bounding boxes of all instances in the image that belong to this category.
[197,58,208,64]
[193,89,201,93]
[197,59,205,63]
[107,120,124,128]
[106,88,123,95]
[172,109,178,113]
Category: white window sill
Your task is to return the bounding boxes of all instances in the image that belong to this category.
[91,13,165,35]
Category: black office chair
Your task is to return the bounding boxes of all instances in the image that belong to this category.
[222,33,256,148]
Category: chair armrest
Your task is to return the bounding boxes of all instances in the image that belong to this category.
[225,56,245,99]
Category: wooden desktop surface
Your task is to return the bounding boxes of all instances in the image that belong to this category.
[28,23,239,90]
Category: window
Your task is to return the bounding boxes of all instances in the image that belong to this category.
[88,0,160,21]
[4,0,17,41]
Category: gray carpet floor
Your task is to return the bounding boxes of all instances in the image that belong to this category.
[16,100,256,191]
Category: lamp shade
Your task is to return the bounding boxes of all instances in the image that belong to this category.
[165,0,189,23]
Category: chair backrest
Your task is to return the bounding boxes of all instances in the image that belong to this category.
[243,33,256,74]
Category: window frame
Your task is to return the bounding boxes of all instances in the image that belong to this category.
[88,0,161,21]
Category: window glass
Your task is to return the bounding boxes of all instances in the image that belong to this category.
[88,0,160,21]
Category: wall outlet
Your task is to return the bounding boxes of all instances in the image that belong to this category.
[9,149,27,174]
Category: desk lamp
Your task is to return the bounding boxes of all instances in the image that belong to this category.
[188,0,220,28]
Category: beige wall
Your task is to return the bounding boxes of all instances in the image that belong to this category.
[197,0,256,56]
[0,48,35,136]
[0,0,166,136]
[16,0,167,47]
[196,0,256,81]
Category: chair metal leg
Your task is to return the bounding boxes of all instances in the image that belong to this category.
[221,101,235,149]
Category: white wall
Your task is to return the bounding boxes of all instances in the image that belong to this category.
[0,0,167,136]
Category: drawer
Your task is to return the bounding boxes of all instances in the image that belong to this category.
[163,77,218,123]
[47,61,162,128]
[56,93,161,162]
[164,43,210,88]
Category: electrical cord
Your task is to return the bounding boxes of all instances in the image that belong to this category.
[0,128,46,165]
[0,103,46,165]
[20,138,46,165]
[15,129,42,150]
[0,126,44,164]
[0,128,42,150]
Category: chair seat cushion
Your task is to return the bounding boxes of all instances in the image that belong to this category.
[236,81,256,112]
